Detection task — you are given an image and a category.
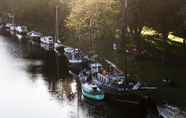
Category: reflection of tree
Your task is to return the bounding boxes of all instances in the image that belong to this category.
[22,43,74,101]
[47,78,77,102]
[62,79,76,101]
[40,50,77,101]
[79,97,107,118]
[42,50,69,79]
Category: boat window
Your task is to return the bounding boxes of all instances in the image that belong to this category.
[48,37,53,40]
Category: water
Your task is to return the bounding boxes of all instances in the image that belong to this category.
[0,35,146,118]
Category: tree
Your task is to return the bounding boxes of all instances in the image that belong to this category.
[177,0,186,47]
[66,0,121,52]
[0,0,71,36]
[126,0,146,52]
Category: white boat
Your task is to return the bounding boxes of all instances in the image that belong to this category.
[27,31,42,43]
[40,36,54,45]
[64,47,74,54]
[9,25,16,31]
[5,23,13,32]
[90,63,103,74]
[15,25,28,35]
[9,25,16,35]
[40,43,54,51]
[27,31,41,39]
[27,31,42,38]
[64,47,83,64]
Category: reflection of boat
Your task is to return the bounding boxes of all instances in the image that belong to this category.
[82,83,104,101]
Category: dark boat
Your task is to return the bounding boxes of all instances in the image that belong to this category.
[79,62,158,104]
[157,104,185,118]
[96,73,157,103]
[0,23,13,36]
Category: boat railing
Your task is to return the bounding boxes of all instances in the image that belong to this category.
[132,82,142,90]
[97,73,110,85]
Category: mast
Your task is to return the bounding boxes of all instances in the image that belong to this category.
[55,5,60,79]
[9,8,15,34]
[121,0,128,79]
[55,5,59,43]
[10,1,15,34]
[124,0,128,79]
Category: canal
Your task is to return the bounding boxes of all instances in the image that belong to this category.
[0,35,148,118]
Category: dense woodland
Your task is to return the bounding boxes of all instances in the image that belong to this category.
[0,0,186,62]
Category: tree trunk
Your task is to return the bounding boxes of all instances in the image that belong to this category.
[134,34,140,54]
[133,27,143,56]
[162,32,168,64]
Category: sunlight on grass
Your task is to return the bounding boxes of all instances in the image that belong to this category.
[142,27,185,44]
[168,33,184,43]
[141,27,158,36]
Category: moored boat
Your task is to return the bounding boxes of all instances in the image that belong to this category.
[27,31,42,44]
[157,104,186,118]
[64,47,85,73]
[81,82,104,101]
[79,61,158,103]
[40,36,55,51]
[0,23,13,36]
[15,25,28,36]
[40,36,54,46]
[64,48,83,63]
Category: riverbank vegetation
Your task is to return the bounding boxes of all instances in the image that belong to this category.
[0,0,186,62]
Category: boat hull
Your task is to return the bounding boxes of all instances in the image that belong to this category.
[69,63,84,74]
[82,89,104,101]
[101,86,158,104]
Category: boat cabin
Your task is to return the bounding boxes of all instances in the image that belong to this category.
[40,36,54,45]
[90,63,103,74]
[15,25,28,34]
[64,47,74,54]
[28,31,41,37]
[64,47,83,64]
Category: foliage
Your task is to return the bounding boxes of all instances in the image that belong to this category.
[66,0,121,41]
[0,0,186,50]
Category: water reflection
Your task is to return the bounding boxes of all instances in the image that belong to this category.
[0,35,153,118]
